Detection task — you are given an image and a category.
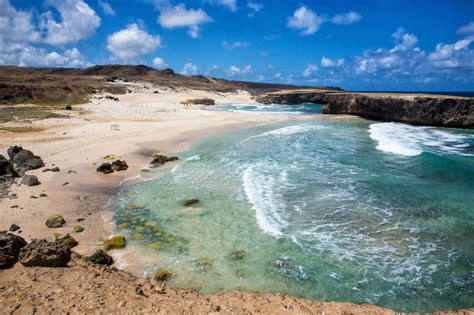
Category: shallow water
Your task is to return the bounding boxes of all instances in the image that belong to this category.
[113,105,474,312]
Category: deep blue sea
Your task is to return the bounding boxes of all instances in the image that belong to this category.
[113,103,474,312]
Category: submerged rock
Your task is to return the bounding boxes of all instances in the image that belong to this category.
[103,236,126,251]
[183,199,200,207]
[154,268,172,281]
[0,231,27,269]
[19,239,71,267]
[111,160,128,171]
[45,215,66,228]
[87,249,113,265]
[96,162,113,174]
[21,175,40,186]
[55,234,78,249]
[231,250,246,260]
[149,155,178,167]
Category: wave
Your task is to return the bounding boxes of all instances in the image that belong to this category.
[248,124,325,140]
[242,164,288,238]
[368,122,473,157]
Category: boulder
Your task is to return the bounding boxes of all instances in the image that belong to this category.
[103,236,126,251]
[9,224,20,232]
[111,160,128,172]
[154,268,172,281]
[7,145,22,161]
[0,155,18,177]
[21,175,41,186]
[96,163,113,174]
[0,231,27,269]
[87,249,113,265]
[18,239,71,267]
[150,155,178,167]
[55,233,78,249]
[11,149,44,172]
[45,215,66,228]
[64,105,72,110]
[183,199,200,207]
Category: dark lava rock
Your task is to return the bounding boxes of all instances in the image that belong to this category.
[11,149,44,172]
[87,249,113,265]
[9,224,20,232]
[64,105,72,110]
[45,215,66,228]
[0,231,27,269]
[21,175,41,186]
[183,199,200,207]
[7,145,22,161]
[18,239,71,267]
[111,160,128,172]
[150,155,178,167]
[43,166,60,172]
[0,155,18,177]
[96,162,113,174]
[55,233,78,249]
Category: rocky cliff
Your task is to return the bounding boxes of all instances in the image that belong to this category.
[256,91,474,128]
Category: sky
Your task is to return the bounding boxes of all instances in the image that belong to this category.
[1,0,474,91]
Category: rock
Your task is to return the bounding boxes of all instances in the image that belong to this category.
[45,215,66,228]
[21,175,41,186]
[154,268,172,281]
[111,160,128,172]
[87,249,113,265]
[43,166,60,172]
[11,149,44,172]
[185,98,215,105]
[96,163,113,174]
[197,257,213,269]
[76,217,85,222]
[150,155,178,167]
[161,68,175,76]
[39,193,47,197]
[7,146,23,161]
[231,250,246,260]
[183,199,199,207]
[18,239,71,267]
[9,224,20,232]
[103,236,126,251]
[0,155,18,177]
[73,225,84,233]
[0,231,27,269]
[55,234,78,249]
[64,105,72,110]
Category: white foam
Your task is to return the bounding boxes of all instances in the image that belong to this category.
[185,155,201,161]
[250,124,324,140]
[368,122,473,157]
[242,164,288,238]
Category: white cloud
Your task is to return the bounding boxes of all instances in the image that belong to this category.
[428,39,473,68]
[222,41,250,49]
[205,0,237,12]
[287,5,324,35]
[158,4,212,38]
[41,0,101,46]
[99,0,116,16]
[106,23,161,60]
[390,27,418,52]
[302,64,318,77]
[181,62,198,75]
[457,21,474,36]
[247,1,263,17]
[0,0,40,43]
[227,65,252,75]
[321,56,345,67]
[331,11,362,25]
[153,56,166,67]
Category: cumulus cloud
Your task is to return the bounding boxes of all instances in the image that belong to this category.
[158,4,212,38]
[428,39,473,68]
[287,5,324,35]
[457,21,474,36]
[222,41,250,49]
[227,65,252,75]
[106,23,161,60]
[0,0,40,43]
[99,0,116,16]
[41,0,101,46]
[331,11,362,25]
[302,64,318,77]
[321,56,345,67]
[247,1,263,17]
[204,0,237,12]
[153,56,166,67]
[390,27,418,52]
[181,62,198,75]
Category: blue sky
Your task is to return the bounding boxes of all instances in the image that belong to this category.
[1,0,474,91]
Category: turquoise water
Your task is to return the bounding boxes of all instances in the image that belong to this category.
[114,105,474,312]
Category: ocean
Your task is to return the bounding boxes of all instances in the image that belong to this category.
[113,104,474,312]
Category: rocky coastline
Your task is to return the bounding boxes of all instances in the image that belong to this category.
[255,90,474,128]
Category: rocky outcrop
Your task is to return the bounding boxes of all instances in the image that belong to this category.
[9,147,44,173]
[255,91,474,128]
[183,98,215,105]
[18,239,71,267]
[97,160,128,174]
[150,155,178,167]
[0,231,27,269]
[0,155,17,177]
